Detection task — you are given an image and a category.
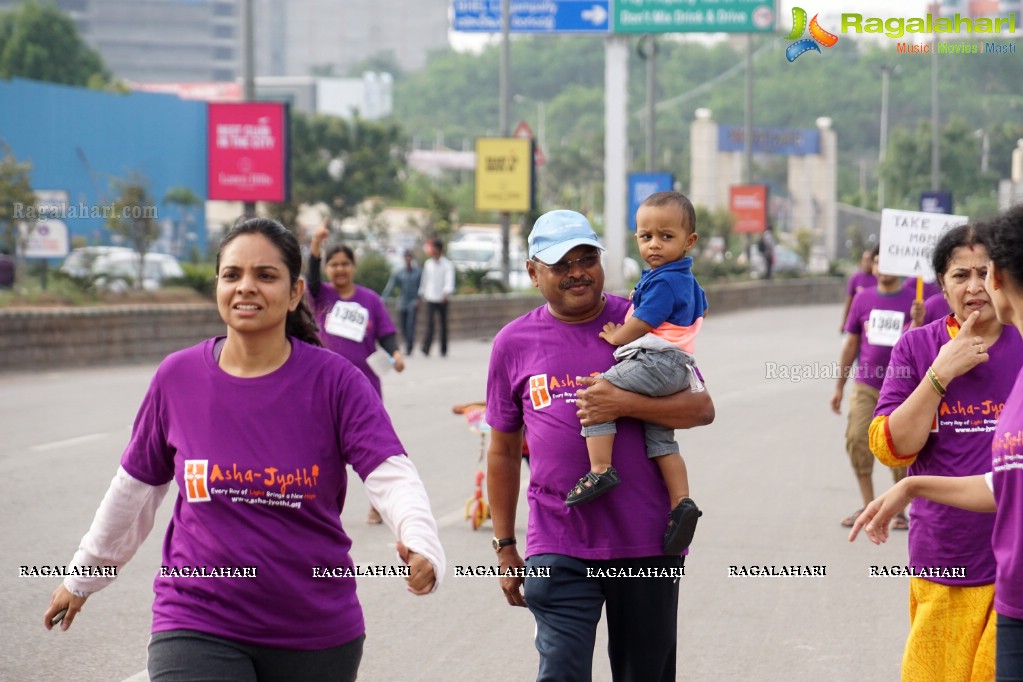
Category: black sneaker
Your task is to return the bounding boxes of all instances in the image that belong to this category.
[663,498,702,554]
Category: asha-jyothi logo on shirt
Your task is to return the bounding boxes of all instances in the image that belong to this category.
[184,459,212,503]
[529,375,552,410]
[784,7,838,62]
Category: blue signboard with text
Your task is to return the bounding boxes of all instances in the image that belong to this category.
[718,126,820,156]
[920,191,953,214]
[452,0,610,33]
[452,0,774,33]
[628,172,675,231]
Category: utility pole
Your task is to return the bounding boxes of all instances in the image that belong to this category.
[499,0,511,287]
[242,0,256,218]
[930,31,940,192]
[639,35,657,172]
[877,64,896,210]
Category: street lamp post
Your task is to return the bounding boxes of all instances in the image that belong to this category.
[242,0,256,218]
[499,0,511,287]
[637,35,657,172]
[931,30,940,191]
[513,94,546,155]
[877,64,897,210]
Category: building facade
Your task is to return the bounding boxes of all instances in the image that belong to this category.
[0,0,449,83]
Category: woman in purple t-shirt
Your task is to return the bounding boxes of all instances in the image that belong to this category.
[307,218,406,397]
[43,219,444,682]
[851,208,1023,681]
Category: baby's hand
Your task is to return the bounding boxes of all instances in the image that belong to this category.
[599,322,622,344]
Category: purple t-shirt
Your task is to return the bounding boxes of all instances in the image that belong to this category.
[846,271,877,297]
[901,277,943,300]
[307,284,396,396]
[844,285,917,390]
[875,320,1023,586]
[486,295,676,560]
[992,367,1023,619]
[120,338,404,649]
[923,292,950,325]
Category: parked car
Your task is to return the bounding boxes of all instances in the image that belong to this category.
[60,246,185,291]
[448,234,532,290]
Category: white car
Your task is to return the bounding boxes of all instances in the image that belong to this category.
[61,246,185,291]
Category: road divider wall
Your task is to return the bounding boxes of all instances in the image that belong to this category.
[0,278,842,372]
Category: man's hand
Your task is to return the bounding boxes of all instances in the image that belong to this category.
[830,386,844,415]
[909,299,925,328]
[575,375,622,426]
[497,548,527,607]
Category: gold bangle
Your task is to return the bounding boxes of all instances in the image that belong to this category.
[925,367,946,397]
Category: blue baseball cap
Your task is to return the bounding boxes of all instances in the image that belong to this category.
[527,210,605,263]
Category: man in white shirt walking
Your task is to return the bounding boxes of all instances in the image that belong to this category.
[418,238,456,357]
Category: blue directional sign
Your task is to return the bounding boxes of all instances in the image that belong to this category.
[452,0,610,33]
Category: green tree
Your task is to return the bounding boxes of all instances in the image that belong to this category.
[0,143,36,283]
[0,1,110,86]
[270,111,407,222]
[880,116,1000,212]
[394,34,1023,221]
[106,174,159,289]
[163,186,202,261]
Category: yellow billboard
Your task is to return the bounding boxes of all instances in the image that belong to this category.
[475,137,534,212]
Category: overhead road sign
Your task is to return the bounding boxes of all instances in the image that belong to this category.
[613,0,775,34]
[452,0,610,33]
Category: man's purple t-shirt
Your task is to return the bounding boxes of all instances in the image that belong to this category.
[847,271,877,297]
[844,285,916,390]
[992,367,1023,619]
[307,284,396,396]
[120,338,404,649]
[902,277,943,300]
[875,320,1023,586]
[923,292,950,324]
[486,295,676,560]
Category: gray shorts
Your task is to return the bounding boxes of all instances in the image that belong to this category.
[581,347,695,458]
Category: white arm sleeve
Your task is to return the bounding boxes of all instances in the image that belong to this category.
[363,456,446,591]
[985,471,994,492]
[64,466,171,597]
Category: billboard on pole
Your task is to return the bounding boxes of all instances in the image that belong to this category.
[729,184,768,234]
[207,102,289,203]
[475,137,535,212]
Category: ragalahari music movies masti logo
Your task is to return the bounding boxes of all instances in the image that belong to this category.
[785,7,839,62]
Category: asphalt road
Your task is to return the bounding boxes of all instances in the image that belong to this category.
[1,303,912,681]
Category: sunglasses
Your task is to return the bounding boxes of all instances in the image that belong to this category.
[531,252,601,276]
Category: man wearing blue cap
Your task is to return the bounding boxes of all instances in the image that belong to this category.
[484,209,715,681]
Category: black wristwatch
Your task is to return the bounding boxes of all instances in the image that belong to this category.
[492,536,517,553]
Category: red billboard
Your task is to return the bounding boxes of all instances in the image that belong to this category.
[207,102,289,202]
[729,184,768,234]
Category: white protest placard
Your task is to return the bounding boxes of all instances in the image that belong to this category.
[878,209,968,282]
